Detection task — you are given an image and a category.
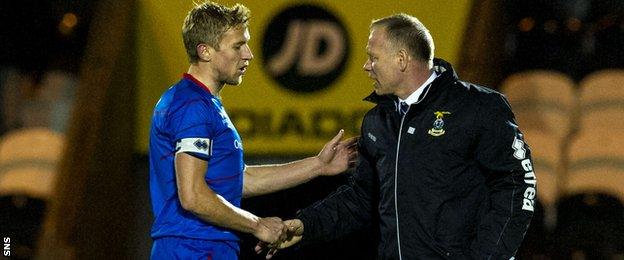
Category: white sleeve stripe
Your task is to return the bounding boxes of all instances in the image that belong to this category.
[176,138,212,156]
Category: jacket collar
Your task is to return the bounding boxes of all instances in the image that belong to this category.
[364,58,458,107]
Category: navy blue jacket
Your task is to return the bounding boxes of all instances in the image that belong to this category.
[298,59,535,259]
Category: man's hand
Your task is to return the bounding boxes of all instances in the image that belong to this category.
[253,217,287,245]
[317,129,358,176]
[255,219,304,259]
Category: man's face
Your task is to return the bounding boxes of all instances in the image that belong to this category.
[212,26,254,85]
[363,27,401,96]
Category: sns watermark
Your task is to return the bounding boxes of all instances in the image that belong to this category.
[3,237,9,257]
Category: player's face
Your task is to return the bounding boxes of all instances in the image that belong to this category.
[363,27,401,96]
[213,26,254,86]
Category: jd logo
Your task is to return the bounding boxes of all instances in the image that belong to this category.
[262,4,350,93]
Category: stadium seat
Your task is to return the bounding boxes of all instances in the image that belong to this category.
[0,127,65,259]
[0,127,64,199]
[579,70,624,101]
[567,69,624,203]
[500,70,576,137]
[500,71,576,206]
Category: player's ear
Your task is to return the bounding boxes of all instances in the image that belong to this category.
[197,43,212,62]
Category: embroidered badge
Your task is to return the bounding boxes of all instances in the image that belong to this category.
[428,111,451,136]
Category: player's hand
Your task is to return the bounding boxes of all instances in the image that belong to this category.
[255,219,304,259]
[317,129,359,176]
[253,217,287,245]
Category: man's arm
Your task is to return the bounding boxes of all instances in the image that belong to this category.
[289,135,378,241]
[256,138,377,258]
[175,152,286,243]
[243,130,357,198]
[470,93,534,259]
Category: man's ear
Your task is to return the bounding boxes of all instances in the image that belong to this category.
[197,43,212,62]
[398,49,409,71]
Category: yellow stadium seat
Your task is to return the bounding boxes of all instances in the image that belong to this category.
[567,70,624,201]
[500,70,577,206]
[500,70,576,138]
[0,127,65,199]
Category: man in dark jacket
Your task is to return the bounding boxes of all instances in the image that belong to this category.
[258,13,535,260]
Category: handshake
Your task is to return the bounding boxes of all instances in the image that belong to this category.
[252,218,304,259]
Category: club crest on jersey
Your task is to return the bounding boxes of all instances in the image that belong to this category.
[428,111,451,137]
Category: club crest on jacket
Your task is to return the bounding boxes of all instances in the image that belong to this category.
[428,111,451,136]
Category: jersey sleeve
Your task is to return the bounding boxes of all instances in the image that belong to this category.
[168,98,215,160]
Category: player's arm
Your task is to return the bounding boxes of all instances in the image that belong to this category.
[242,130,357,198]
[256,135,378,258]
[176,152,285,243]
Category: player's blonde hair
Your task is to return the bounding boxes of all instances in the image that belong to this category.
[182,1,250,63]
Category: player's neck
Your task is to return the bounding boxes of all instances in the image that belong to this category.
[187,64,224,97]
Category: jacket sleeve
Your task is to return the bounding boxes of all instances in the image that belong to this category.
[470,93,535,259]
[297,136,377,244]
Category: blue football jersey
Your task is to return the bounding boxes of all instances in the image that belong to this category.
[149,73,244,241]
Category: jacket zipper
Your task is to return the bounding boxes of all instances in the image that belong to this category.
[394,82,433,259]
[395,107,408,260]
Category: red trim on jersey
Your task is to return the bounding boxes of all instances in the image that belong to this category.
[183,73,212,94]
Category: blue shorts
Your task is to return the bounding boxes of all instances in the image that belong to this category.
[151,237,239,260]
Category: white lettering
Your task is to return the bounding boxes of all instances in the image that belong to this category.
[521,158,533,171]
[234,140,243,150]
[3,237,9,257]
[517,149,536,212]
[512,137,526,160]
[524,187,536,199]
[522,198,534,211]
[524,171,536,185]
[524,178,537,186]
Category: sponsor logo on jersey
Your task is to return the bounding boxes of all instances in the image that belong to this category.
[234,140,243,150]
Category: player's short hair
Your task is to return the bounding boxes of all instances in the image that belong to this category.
[371,14,435,67]
[182,1,250,63]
